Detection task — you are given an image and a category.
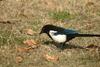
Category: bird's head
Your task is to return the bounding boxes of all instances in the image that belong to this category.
[40,24,56,34]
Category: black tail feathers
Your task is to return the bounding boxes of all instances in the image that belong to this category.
[70,34,100,37]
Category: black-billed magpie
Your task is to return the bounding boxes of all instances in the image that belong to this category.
[40,24,100,45]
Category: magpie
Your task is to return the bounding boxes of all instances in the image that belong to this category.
[40,24,100,45]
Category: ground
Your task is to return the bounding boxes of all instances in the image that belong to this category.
[0,0,100,67]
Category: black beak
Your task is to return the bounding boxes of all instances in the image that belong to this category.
[39,30,43,34]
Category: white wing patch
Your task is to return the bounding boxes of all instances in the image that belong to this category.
[49,30,66,43]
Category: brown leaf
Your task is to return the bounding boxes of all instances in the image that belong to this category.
[22,29,34,35]
[15,56,23,63]
[44,54,59,62]
[23,39,39,48]
[16,47,31,52]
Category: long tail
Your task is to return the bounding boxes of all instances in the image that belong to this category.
[70,34,100,37]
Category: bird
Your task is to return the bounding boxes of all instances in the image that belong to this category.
[40,24,100,46]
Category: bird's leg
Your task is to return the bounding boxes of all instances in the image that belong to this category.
[58,42,66,50]
[62,42,66,47]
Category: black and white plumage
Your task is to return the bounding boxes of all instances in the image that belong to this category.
[40,24,100,45]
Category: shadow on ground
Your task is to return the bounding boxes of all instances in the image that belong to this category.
[44,41,85,50]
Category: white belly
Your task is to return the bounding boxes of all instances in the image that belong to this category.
[49,30,66,43]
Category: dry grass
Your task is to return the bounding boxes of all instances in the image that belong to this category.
[0,0,100,67]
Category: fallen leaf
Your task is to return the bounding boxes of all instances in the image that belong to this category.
[23,39,39,48]
[15,56,23,63]
[22,29,34,35]
[44,54,59,62]
[16,47,32,52]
